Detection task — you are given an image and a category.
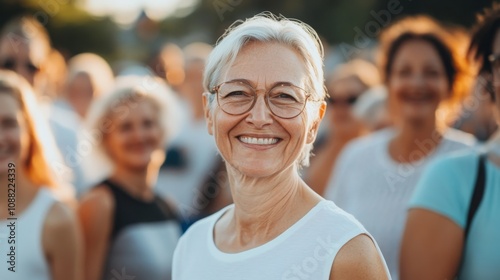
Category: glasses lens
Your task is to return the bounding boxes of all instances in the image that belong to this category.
[268,85,307,118]
[218,82,255,115]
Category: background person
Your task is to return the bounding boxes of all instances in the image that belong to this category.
[401,4,500,279]
[307,58,380,196]
[156,42,229,226]
[0,15,77,197]
[324,15,476,279]
[78,77,181,280]
[54,52,115,194]
[0,70,83,280]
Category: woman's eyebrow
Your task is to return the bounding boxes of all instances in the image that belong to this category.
[224,78,299,88]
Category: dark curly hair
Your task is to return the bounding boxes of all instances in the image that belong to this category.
[468,3,500,101]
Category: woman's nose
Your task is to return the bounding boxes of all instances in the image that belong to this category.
[245,95,273,128]
[409,73,426,88]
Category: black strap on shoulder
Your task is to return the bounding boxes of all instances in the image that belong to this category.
[464,154,487,240]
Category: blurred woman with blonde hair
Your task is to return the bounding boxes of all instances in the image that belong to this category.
[0,70,83,280]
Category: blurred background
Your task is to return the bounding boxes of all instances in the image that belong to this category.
[0,0,494,66]
[1,1,499,279]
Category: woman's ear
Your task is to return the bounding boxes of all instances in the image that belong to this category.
[202,92,214,135]
[307,101,326,144]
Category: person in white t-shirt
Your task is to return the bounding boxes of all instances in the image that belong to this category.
[324,16,476,280]
[172,13,391,280]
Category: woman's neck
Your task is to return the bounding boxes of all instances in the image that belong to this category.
[109,163,159,201]
[389,119,444,163]
[223,165,320,247]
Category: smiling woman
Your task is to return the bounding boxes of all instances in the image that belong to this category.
[401,4,500,279]
[77,76,181,280]
[172,12,390,280]
[0,70,83,280]
[323,15,477,279]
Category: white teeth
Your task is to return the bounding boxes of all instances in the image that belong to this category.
[239,136,279,145]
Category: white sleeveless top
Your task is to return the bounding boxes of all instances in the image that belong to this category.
[173,200,391,280]
[0,188,57,280]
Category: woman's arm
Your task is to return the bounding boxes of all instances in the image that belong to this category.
[400,208,463,280]
[330,234,389,280]
[42,202,84,280]
[78,186,114,280]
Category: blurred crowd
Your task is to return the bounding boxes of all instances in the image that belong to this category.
[0,2,499,279]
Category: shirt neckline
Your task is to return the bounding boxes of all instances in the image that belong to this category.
[207,199,330,262]
[377,128,453,169]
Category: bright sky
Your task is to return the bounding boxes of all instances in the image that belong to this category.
[82,0,199,25]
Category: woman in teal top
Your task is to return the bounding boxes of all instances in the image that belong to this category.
[400,4,500,280]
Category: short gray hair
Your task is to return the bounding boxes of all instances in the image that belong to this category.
[203,12,326,168]
[81,75,181,186]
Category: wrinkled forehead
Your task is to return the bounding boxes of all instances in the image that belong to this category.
[221,41,309,89]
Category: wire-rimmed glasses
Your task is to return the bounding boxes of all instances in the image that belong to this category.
[211,80,314,119]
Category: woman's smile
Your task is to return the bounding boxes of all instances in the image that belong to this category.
[236,134,282,149]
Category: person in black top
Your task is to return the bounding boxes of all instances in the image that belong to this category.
[78,76,181,280]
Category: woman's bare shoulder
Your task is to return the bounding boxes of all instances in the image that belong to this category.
[330,234,389,280]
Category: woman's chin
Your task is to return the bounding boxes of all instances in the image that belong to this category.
[122,157,153,171]
[230,162,279,178]
[229,158,296,179]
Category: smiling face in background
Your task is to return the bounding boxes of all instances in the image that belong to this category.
[387,39,450,126]
[103,98,165,172]
[0,93,30,175]
[206,41,319,178]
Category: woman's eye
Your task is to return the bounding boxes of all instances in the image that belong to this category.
[277,93,296,100]
[226,90,247,97]
[398,68,411,77]
[2,118,18,128]
[143,119,155,128]
[270,92,298,102]
[424,69,440,78]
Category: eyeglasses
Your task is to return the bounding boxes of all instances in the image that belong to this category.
[327,95,359,106]
[211,80,315,119]
[0,58,40,75]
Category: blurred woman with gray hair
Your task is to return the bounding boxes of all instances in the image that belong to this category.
[172,13,390,280]
[78,76,181,280]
